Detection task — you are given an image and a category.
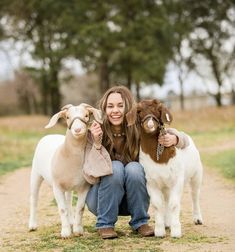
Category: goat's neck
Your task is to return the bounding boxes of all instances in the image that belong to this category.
[140,128,176,164]
[63,129,87,155]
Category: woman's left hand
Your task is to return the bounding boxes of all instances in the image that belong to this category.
[89,121,103,149]
[158,133,178,147]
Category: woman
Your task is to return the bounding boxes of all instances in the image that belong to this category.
[85,85,188,239]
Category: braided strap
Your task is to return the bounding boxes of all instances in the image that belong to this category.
[156,124,166,160]
[94,133,103,150]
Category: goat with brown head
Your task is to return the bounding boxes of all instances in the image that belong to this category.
[131,99,203,238]
[126,99,175,163]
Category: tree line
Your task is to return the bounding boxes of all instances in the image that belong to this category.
[0,0,234,114]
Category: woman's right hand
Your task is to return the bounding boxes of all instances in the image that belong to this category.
[90,121,103,149]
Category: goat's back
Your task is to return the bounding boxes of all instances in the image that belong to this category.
[32,134,65,184]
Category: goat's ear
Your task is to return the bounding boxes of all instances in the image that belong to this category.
[160,104,173,124]
[81,103,103,124]
[126,105,138,126]
[90,108,103,124]
[45,110,66,128]
[61,104,73,110]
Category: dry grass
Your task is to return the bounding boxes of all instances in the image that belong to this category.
[171,105,235,133]
[0,115,57,132]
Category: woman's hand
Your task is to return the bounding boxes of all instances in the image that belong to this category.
[158,133,178,147]
[90,121,103,149]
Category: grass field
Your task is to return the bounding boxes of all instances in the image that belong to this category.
[0,105,234,181]
[0,115,64,176]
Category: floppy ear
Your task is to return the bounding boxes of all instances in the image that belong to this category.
[81,103,103,124]
[45,110,66,128]
[45,104,72,128]
[160,104,173,124]
[126,105,139,126]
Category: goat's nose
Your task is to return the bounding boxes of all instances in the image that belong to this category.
[147,118,154,128]
[74,128,81,133]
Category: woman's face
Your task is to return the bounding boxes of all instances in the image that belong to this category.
[105,92,125,126]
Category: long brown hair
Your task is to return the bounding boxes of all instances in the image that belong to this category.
[99,85,139,162]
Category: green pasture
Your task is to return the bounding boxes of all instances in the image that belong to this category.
[0,116,65,176]
[188,128,235,181]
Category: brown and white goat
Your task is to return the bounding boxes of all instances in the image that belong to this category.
[29,104,102,238]
[126,99,203,238]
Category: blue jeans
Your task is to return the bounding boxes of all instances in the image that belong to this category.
[86,160,150,230]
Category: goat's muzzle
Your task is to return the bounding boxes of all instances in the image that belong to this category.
[68,116,89,129]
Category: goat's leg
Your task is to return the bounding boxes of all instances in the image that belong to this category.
[168,183,183,238]
[164,189,171,229]
[190,171,203,225]
[147,185,166,237]
[29,171,43,231]
[53,184,71,238]
[73,185,90,236]
[65,191,74,226]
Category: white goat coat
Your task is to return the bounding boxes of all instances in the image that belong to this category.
[29,104,112,238]
[140,136,202,189]
[139,135,203,238]
[32,134,64,185]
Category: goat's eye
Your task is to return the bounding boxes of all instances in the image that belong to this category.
[66,116,69,119]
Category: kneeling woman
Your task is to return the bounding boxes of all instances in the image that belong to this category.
[85,85,188,239]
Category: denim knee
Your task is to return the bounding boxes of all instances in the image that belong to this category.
[125,161,146,184]
[101,160,125,186]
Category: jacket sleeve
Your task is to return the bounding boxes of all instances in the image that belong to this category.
[166,128,190,149]
[83,139,113,185]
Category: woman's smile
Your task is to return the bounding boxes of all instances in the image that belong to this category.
[106,93,125,126]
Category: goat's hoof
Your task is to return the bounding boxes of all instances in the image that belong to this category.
[170,229,181,238]
[61,234,71,239]
[194,219,203,225]
[61,236,71,239]
[171,235,182,238]
[73,226,84,236]
[29,227,37,232]
[73,232,84,237]
[29,224,37,231]
[155,234,165,238]
[155,235,165,239]
[61,227,72,238]
[154,228,166,238]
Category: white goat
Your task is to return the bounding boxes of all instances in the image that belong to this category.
[29,103,102,238]
[126,99,203,238]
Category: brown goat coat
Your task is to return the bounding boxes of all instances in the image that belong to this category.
[140,128,176,164]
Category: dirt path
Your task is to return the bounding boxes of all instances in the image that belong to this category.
[0,166,235,252]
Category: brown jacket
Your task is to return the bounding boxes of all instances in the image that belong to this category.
[82,129,189,184]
